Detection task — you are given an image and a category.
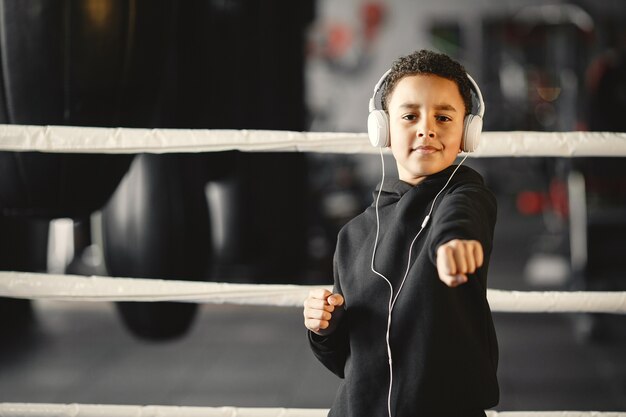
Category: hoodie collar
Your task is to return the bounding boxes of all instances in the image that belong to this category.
[373,165,471,206]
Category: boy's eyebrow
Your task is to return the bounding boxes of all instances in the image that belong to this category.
[398,102,458,112]
[434,103,458,112]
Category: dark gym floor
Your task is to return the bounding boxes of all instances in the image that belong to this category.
[1,193,625,412]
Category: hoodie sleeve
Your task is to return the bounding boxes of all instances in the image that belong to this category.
[307,249,350,378]
[427,180,497,267]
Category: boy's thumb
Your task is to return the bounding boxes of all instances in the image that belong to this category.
[328,294,344,307]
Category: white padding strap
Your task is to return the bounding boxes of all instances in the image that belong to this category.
[1,124,625,156]
[1,271,625,314]
[1,403,625,417]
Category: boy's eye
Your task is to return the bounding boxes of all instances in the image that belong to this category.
[402,114,417,121]
[436,115,452,122]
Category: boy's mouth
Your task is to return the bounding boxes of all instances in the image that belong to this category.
[411,145,440,154]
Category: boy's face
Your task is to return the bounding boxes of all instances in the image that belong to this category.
[387,74,466,185]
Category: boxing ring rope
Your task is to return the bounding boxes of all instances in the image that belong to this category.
[1,126,626,416]
[1,403,625,417]
[0,271,625,314]
[1,124,626,156]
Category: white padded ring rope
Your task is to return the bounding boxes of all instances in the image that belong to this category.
[0,403,324,417]
[1,271,625,314]
[1,124,625,156]
[0,271,316,307]
[0,403,625,417]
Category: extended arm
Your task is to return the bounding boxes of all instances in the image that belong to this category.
[429,182,497,288]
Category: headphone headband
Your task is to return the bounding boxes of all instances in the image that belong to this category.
[465,73,485,118]
[368,69,392,113]
[369,70,484,117]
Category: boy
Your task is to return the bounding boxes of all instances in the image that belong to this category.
[303,50,499,417]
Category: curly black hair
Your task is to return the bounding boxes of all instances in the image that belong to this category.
[380,49,473,115]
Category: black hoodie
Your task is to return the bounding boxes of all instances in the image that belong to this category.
[309,165,499,417]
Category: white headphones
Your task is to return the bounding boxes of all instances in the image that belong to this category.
[367,69,485,152]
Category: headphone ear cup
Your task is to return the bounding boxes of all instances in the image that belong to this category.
[462,114,482,152]
[368,110,390,147]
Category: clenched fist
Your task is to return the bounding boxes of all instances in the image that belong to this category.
[436,239,484,287]
[303,288,345,336]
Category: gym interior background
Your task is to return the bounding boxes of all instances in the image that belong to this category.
[0,0,625,412]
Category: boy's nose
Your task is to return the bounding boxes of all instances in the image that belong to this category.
[416,126,435,138]
[416,119,435,138]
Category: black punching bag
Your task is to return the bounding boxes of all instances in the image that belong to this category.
[0,0,203,340]
[0,0,139,217]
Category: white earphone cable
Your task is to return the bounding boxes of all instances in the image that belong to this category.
[370,150,469,417]
[370,147,395,417]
